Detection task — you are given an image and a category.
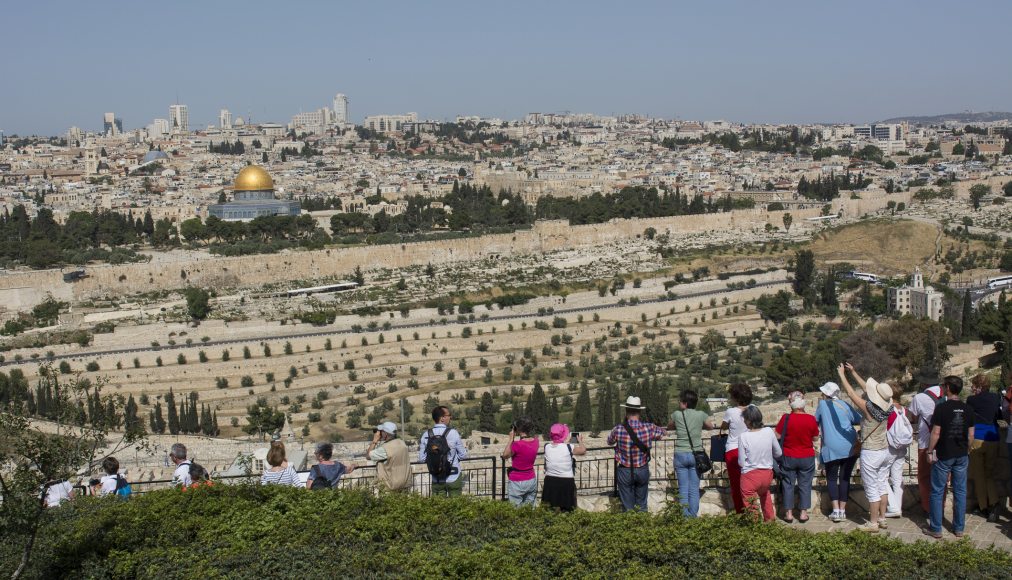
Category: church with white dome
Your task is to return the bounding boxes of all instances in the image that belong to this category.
[207,165,300,221]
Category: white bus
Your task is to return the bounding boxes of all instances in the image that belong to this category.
[987,275,1012,290]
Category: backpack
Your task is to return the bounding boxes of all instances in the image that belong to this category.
[309,464,345,490]
[887,408,913,449]
[114,475,132,498]
[425,428,455,481]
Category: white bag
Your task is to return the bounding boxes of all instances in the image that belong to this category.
[887,408,913,449]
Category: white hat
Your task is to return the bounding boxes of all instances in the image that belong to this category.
[865,378,893,410]
[820,382,840,398]
[620,396,644,410]
[376,421,397,435]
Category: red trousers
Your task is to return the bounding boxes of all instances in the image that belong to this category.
[918,448,946,512]
[740,468,775,522]
[725,448,745,513]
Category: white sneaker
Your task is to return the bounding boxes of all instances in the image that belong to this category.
[884,510,901,518]
[857,521,880,533]
[831,510,845,522]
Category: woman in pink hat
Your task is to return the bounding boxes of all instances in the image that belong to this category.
[541,423,586,512]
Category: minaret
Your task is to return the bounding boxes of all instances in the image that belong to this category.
[913,267,923,289]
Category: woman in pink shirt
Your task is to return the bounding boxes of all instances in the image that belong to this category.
[501,416,540,506]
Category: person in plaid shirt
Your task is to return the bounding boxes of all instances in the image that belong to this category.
[608,396,666,511]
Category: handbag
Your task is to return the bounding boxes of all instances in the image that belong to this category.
[681,409,713,477]
[709,430,727,462]
[773,413,789,480]
[851,416,884,457]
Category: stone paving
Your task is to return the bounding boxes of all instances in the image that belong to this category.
[772,503,1012,551]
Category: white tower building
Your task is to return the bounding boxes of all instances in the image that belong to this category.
[333,93,349,125]
[169,104,189,133]
[219,109,232,129]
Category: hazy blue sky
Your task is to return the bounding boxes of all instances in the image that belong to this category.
[3,0,1010,135]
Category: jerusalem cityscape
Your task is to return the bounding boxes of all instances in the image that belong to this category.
[2,1,1012,578]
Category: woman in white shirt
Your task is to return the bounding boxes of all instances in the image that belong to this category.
[720,383,753,514]
[260,441,302,487]
[541,423,587,512]
[737,405,782,522]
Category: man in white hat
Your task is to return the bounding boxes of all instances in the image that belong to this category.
[367,421,411,492]
[837,363,893,533]
[607,396,666,512]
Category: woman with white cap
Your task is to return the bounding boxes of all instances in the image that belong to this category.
[814,380,862,522]
[837,362,893,532]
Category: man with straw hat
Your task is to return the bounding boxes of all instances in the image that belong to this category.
[607,396,666,512]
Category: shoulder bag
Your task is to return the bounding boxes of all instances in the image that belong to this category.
[681,410,712,477]
[851,416,884,457]
[773,414,789,480]
[709,428,727,462]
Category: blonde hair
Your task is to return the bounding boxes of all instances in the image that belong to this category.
[266,441,286,467]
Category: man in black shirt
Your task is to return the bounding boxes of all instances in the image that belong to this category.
[923,376,975,539]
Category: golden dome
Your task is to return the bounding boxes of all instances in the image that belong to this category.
[233,165,274,191]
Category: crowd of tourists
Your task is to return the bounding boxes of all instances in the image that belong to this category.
[52,367,1010,541]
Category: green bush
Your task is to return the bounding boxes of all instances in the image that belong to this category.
[6,487,1010,578]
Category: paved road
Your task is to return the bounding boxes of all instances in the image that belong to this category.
[7,278,791,366]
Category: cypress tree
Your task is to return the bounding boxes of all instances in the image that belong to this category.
[961,289,975,340]
[478,392,497,431]
[595,384,613,432]
[526,383,549,434]
[166,390,179,435]
[212,411,220,436]
[548,398,560,425]
[573,384,593,431]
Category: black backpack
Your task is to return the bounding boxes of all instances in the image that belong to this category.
[425,428,455,481]
[309,464,344,490]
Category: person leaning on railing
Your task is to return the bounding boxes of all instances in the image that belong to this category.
[542,423,586,512]
[814,381,861,523]
[966,374,1003,521]
[501,416,539,507]
[720,383,754,514]
[367,422,411,492]
[774,391,819,524]
[261,441,302,488]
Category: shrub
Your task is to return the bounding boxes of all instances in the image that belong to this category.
[9,488,1012,579]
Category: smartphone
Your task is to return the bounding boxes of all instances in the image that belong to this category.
[571,432,580,442]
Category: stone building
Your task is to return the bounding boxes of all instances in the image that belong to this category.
[208,165,300,221]
[887,267,945,321]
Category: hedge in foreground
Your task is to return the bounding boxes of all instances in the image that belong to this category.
[4,486,1011,579]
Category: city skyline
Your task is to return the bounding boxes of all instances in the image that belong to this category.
[3,0,1012,135]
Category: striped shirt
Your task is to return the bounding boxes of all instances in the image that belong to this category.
[260,466,301,487]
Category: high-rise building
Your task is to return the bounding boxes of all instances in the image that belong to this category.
[66,126,83,145]
[147,119,170,139]
[169,104,189,133]
[333,93,349,124]
[103,112,122,136]
[219,109,232,129]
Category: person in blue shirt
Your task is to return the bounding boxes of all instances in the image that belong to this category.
[814,381,862,522]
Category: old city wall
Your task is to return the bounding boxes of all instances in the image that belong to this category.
[0,191,906,310]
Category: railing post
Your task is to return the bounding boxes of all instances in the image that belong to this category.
[492,456,497,500]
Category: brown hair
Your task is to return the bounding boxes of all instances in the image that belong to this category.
[729,383,753,406]
[971,374,991,393]
[266,441,286,467]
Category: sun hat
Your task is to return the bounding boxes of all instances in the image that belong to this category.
[819,381,840,398]
[549,423,570,444]
[619,396,644,410]
[376,421,397,435]
[865,377,893,410]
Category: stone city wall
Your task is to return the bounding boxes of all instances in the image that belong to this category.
[0,191,907,310]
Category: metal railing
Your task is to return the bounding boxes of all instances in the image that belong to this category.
[86,435,925,500]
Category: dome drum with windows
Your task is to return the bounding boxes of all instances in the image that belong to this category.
[208,165,300,221]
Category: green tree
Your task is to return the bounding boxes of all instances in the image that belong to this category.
[166,389,179,435]
[179,218,206,243]
[782,212,793,232]
[243,397,285,440]
[792,250,816,305]
[572,384,593,431]
[969,184,990,211]
[478,392,497,431]
[184,287,211,320]
[353,266,365,286]
[525,383,549,434]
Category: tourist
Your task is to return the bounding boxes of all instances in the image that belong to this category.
[260,441,301,487]
[720,383,753,514]
[907,369,945,513]
[98,456,129,497]
[668,390,715,517]
[737,405,781,522]
[542,423,586,512]
[966,374,1003,521]
[774,391,819,523]
[923,376,974,539]
[44,478,75,507]
[419,406,468,496]
[885,391,913,518]
[366,421,411,492]
[837,363,892,532]
[184,463,213,490]
[501,416,539,507]
[306,442,355,490]
[813,381,861,522]
[607,396,665,512]
[169,443,193,487]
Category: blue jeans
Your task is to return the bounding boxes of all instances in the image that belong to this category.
[674,452,700,517]
[930,455,968,534]
[616,465,650,512]
[507,477,538,507]
[781,456,815,510]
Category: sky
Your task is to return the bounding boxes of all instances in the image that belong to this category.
[2,0,1011,136]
